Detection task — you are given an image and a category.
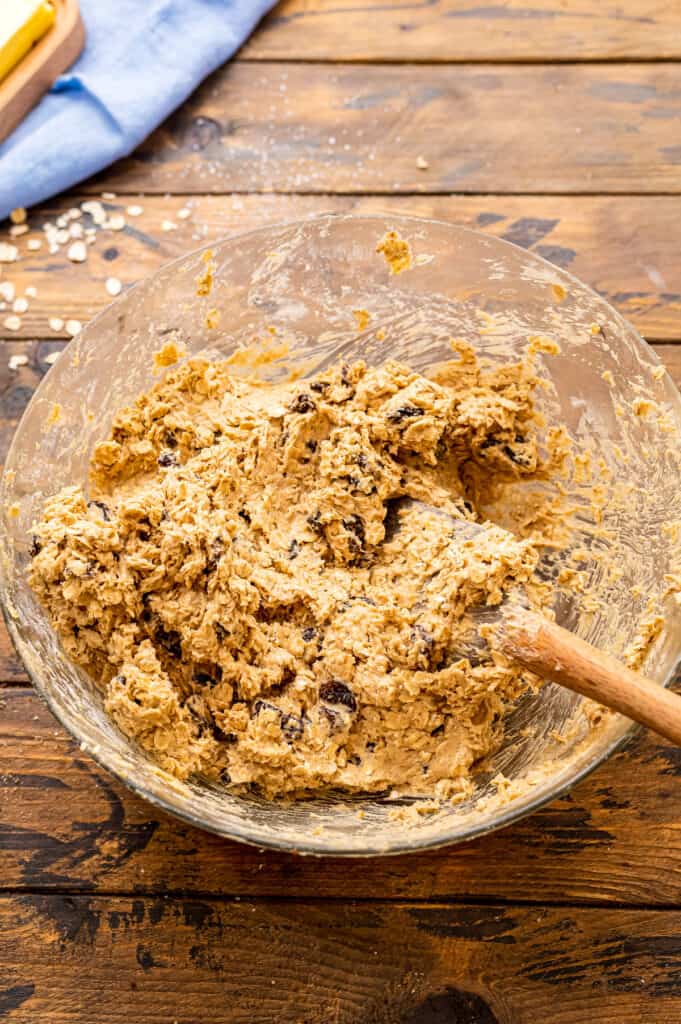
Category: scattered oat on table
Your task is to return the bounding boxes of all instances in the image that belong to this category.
[67,241,87,263]
[0,243,18,262]
[82,201,106,225]
[105,277,122,297]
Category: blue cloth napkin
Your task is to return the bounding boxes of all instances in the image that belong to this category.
[0,0,274,219]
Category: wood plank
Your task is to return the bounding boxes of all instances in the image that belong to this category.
[3,687,681,905]
[244,0,681,63]
[4,194,681,340]
[2,895,681,1022]
[85,63,681,195]
[0,340,679,686]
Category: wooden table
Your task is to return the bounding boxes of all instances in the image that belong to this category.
[2,3,681,1020]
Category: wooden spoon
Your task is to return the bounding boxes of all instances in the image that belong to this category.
[389,498,681,745]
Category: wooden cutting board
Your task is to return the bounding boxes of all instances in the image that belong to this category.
[0,0,84,144]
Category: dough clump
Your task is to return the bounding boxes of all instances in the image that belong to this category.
[29,346,557,799]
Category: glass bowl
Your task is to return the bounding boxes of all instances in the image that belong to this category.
[2,214,681,856]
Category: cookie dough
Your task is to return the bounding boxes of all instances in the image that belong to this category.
[29,345,560,799]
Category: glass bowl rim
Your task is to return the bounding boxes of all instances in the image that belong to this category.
[3,210,673,856]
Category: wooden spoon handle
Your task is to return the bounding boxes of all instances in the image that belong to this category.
[499,607,681,746]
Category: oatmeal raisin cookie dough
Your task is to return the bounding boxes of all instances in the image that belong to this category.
[29,346,559,799]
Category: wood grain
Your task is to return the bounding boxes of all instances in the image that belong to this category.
[85,63,681,195]
[245,0,681,63]
[3,686,681,905]
[2,894,681,1022]
[4,194,681,340]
